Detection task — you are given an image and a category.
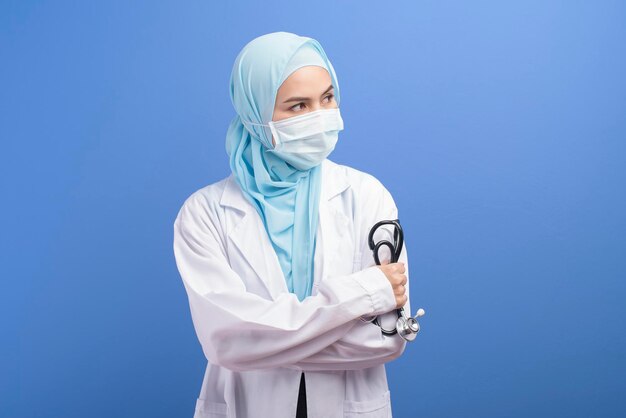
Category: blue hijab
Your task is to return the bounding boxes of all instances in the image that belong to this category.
[225,32,341,302]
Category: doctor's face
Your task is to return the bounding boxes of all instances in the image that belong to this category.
[271,65,337,147]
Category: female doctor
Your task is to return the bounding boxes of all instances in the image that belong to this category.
[173,31,411,418]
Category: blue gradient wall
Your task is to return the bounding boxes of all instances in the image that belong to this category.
[1,1,625,417]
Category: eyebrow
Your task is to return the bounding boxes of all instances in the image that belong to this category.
[282,84,334,103]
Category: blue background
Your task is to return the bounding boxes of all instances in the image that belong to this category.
[1,1,625,417]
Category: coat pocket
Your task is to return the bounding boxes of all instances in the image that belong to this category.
[343,390,391,417]
[194,398,228,418]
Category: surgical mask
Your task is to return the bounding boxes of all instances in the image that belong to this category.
[243,108,344,171]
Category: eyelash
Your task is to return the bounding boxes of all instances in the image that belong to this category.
[290,94,334,111]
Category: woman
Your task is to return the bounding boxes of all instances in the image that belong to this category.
[173,31,411,418]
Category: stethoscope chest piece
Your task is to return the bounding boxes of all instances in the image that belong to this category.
[396,308,425,342]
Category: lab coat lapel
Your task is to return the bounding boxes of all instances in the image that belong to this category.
[314,160,351,294]
[220,175,287,299]
[220,160,350,300]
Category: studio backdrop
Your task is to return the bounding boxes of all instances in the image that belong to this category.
[1,1,625,417]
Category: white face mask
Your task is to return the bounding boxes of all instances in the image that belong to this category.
[244,108,344,171]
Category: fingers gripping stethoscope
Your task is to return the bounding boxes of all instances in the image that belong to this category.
[364,219,425,342]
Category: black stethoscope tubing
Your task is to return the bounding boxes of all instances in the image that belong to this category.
[367,219,405,336]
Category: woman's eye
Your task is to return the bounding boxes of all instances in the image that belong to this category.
[291,103,305,111]
[324,94,334,103]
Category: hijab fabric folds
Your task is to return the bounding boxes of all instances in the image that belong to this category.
[225,32,341,302]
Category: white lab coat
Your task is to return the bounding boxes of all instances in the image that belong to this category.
[173,158,411,418]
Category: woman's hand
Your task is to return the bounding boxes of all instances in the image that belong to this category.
[377,261,407,309]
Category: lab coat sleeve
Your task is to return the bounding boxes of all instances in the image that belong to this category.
[173,192,398,372]
[286,176,411,371]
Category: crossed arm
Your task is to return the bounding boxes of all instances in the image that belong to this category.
[173,178,410,372]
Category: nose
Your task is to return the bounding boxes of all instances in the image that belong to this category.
[310,102,322,112]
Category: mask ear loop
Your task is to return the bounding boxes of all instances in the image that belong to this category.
[241,118,269,128]
[240,118,281,149]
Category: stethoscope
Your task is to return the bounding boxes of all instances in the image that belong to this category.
[363,219,425,342]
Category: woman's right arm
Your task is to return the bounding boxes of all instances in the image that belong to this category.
[284,178,413,371]
[173,193,397,373]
